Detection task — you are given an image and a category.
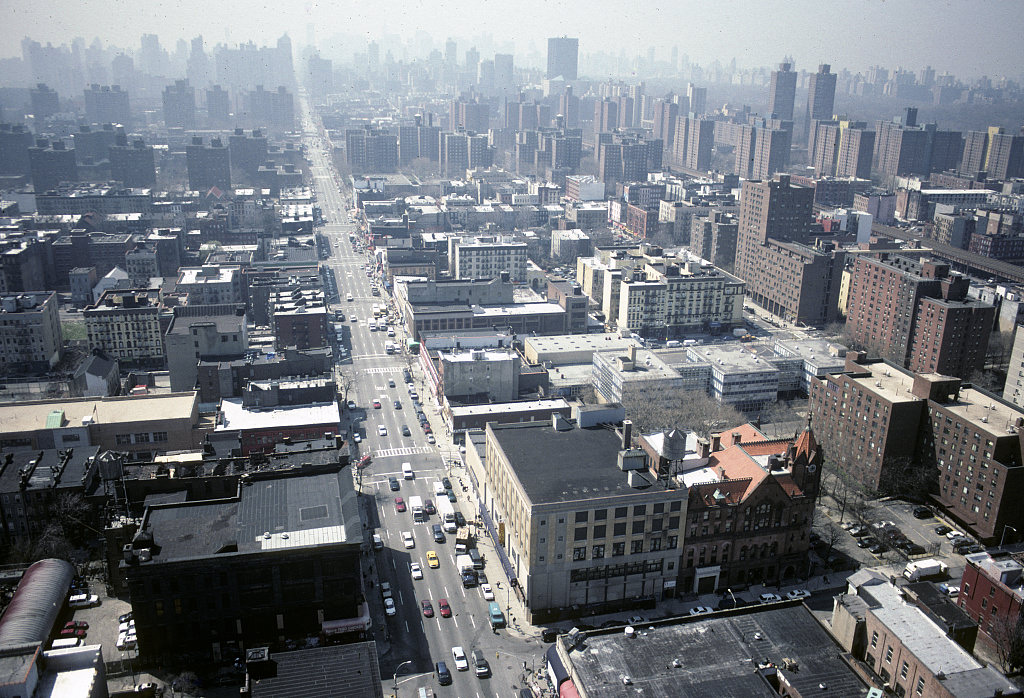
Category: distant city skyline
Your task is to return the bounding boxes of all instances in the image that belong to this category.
[3,0,1023,80]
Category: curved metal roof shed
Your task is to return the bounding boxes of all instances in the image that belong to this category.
[0,559,75,648]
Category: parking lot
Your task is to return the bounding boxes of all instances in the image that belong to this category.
[64,587,135,665]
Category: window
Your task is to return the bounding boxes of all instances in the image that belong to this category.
[900,661,908,679]
[592,545,605,559]
[615,507,627,518]
[633,504,646,516]
[152,431,168,442]
[573,547,586,561]
[593,525,606,539]
[885,646,893,663]
[650,538,662,552]
[115,434,131,445]
[594,509,607,520]
[612,542,625,557]
[870,630,878,648]
[574,527,588,541]
[670,501,681,511]
[653,503,665,514]
[667,535,678,550]
[575,511,589,523]
[916,677,925,695]
[614,522,627,536]
[632,520,645,534]
[134,432,151,443]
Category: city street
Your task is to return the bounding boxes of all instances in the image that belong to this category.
[300,95,548,697]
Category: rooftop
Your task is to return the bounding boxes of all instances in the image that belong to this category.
[525,333,641,358]
[449,398,570,417]
[137,465,360,564]
[0,392,197,434]
[0,446,100,493]
[561,604,866,698]
[217,399,340,432]
[249,642,384,698]
[488,420,677,505]
[936,385,1024,434]
[693,344,782,375]
[842,361,921,405]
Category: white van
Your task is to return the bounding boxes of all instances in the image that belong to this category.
[665,340,682,348]
[433,481,447,497]
[346,293,353,302]
[402,462,414,480]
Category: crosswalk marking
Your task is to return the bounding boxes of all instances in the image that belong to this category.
[359,362,398,370]
[374,446,433,458]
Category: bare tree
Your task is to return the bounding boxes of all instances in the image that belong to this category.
[621,387,745,438]
[819,522,843,562]
[988,611,1024,672]
[877,455,935,501]
[336,367,355,403]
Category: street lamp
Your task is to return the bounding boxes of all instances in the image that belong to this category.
[393,660,413,696]
[727,588,737,608]
[1000,525,1018,549]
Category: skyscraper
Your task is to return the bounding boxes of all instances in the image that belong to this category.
[804,64,836,144]
[162,79,196,130]
[768,62,797,121]
[685,83,707,117]
[547,37,579,81]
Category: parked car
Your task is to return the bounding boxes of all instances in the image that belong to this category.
[454,511,466,527]
[59,627,87,639]
[372,399,381,409]
[395,497,406,512]
[786,589,811,600]
[63,620,89,630]
[857,537,876,548]
[758,593,782,604]
[934,525,952,536]
[481,584,494,601]
[688,606,714,616]
[912,506,933,519]
[384,598,396,616]
[869,543,887,554]
[68,594,99,609]
[436,661,452,685]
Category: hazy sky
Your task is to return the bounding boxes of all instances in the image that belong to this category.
[4,0,1023,78]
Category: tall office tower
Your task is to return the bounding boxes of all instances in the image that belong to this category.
[547,37,579,80]
[187,35,211,87]
[445,39,457,66]
[367,41,380,72]
[493,54,514,93]
[751,127,791,180]
[734,125,757,179]
[835,122,875,179]
[683,117,715,172]
[686,83,707,117]
[558,86,580,128]
[768,62,797,121]
[987,131,1024,180]
[465,47,480,74]
[306,54,334,96]
[139,33,164,75]
[804,64,836,144]
[186,136,231,191]
[84,84,131,126]
[109,131,156,187]
[961,130,989,175]
[593,98,619,139]
[0,124,34,177]
[30,84,60,120]
[29,139,78,192]
[450,98,489,133]
[206,85,231,126]
[477,60,495,93]
[162,79,197,130]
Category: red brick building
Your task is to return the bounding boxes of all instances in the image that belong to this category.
[639,423,821,593]
[959,551,1024,659]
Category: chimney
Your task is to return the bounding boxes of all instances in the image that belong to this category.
[622,419,632,449]
[710,433,721,452]
[696,438,710,459]
[732,432,742,446]
[629,344,637,363]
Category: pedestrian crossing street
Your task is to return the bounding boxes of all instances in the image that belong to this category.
[374,446,434,459]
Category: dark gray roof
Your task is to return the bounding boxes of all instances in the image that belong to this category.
[488,421,668,504]
[563,604,866,698]
[140,465,361,564]
[249,642,384,698]
[0,446,101,494]
[75,351,117,379]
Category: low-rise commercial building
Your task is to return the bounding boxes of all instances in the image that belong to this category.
[216,398,341,455]
[481,414,687,620]
[166,305,248,393]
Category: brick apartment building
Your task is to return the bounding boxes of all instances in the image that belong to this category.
[959,551,1024,659]
[845,253,994,379]
[734,175,845,326]
[810,352,1024,542]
